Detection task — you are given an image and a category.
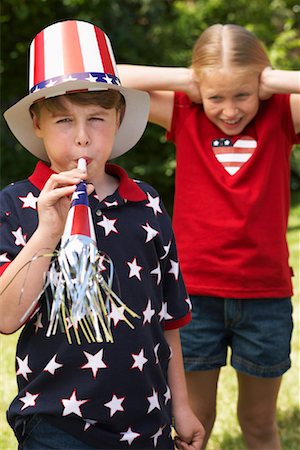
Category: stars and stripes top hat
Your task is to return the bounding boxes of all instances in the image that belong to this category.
[4,20,150,161]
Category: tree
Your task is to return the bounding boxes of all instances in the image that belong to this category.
[1,0,299,212]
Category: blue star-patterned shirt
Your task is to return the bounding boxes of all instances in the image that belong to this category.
[0,161,191,449]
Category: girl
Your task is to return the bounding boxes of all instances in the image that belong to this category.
[118,23,300,450]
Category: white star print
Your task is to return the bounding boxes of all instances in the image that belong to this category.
[103,74,113,84]
[151,426,164,447]
[0,252,10,263]
[61,389,88,417]
[85,73,99,83]
[146,192,162,216]
[120,427,141,445]
[164,386,171,404]
[104,200,118,207]
[147,388,161,413]
[108,304,126,327]
[127,257,142,280]
[71,190,85,200]
[83,418,97,431]
[97,215,118,236]
[18,192,38,209]
[45,79,57,88]
[16,355,32,381]
[150,263,161,285]
[142,221,159,243]
[154,343,160,364]
[43,354,63,375]
[158,302,173,322]
[20,391,39,410]
[104,394,125,417]
[143,298,155,325]
[97,254,107,272]
[81,349,107,378]
[34,313,43,333]
[160,241,171,259]
[185,296,192,310]
[12,227,26,246]
[168,259,179,280]
[131,348,148,372]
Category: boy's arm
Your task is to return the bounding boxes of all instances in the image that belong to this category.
[118,65,201,130]
[0,169,85,334]
[164,328,205,450]
[259,68,300,133]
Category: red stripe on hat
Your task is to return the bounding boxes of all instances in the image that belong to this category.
[62,21,85,75]
[34,30,45,86]
[71,205,91,236]
[94,26,115,75]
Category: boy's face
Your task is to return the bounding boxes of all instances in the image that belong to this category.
[32,96,120,179]
[200,70,260,136]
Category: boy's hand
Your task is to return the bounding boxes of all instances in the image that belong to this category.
[173,407,205,450]
[37,168,90,240]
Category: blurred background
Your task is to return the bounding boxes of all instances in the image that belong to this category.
[0,2,299,449]
[1,0,300,214]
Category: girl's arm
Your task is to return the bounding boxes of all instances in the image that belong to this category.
[0,169,87,334]
[259,68,300,133]
[164,328,205,450]
[118,65,201,130]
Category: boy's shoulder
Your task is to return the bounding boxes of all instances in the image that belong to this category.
[1,177,35,197]
[132,178,160,198]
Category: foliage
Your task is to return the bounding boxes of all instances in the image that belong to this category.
[1,0,300,213]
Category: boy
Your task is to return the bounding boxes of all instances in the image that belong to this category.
[0,20,204,449]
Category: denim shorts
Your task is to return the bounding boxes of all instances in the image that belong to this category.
[180,296,293,378]
[20,415,96,449]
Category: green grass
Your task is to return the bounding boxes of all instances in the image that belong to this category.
[1,193,299,450]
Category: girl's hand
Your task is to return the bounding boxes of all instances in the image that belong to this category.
[36,168,92,240]
[186,69,202,104]
[259,66,274,100]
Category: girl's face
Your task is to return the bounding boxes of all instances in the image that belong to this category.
[32,97,120,181]
[200,70,260,135]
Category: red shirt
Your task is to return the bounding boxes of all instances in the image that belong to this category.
[167,93,300,298]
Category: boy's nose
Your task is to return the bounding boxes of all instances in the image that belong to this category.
[75,128,90,146]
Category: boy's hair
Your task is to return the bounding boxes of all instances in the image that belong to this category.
[192,24,271,80]
[30,90,126,122]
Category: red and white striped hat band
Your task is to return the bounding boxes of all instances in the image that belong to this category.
[29,21,120,93]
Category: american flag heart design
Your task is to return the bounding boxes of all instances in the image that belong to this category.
[212,136,257,175]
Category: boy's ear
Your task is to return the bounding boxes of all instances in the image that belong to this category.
[116,110,122,130]
[31,112,43,138]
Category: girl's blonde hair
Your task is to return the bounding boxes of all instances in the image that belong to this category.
[192,24,271,80]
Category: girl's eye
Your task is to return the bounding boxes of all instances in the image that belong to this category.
[90,117,104,121]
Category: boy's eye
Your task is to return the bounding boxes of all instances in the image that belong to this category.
[56,118,71,123]
[90,117,104,121]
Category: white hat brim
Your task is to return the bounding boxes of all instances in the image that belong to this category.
[3,80,150,161]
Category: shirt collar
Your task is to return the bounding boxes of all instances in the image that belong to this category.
[29,161,147,202]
